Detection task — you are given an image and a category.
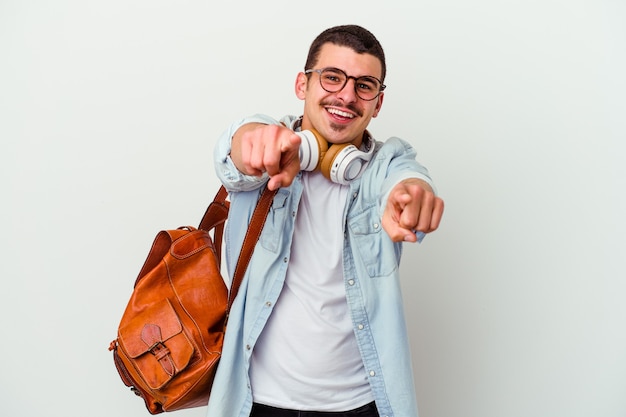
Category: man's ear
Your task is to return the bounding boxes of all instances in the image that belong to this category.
[295,72,308,100]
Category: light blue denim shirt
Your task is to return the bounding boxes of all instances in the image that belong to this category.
[207,114,435,417]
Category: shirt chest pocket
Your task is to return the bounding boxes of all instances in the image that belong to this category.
[259,190,290,253]
[348,207,399,278]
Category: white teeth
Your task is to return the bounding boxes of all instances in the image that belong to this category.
[327,108,354,118]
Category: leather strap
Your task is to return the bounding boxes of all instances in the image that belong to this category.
[198,186,229,263]
[227,186,277,311]
[199,185,277,318]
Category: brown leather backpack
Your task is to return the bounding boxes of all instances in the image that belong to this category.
[109,186,275,414]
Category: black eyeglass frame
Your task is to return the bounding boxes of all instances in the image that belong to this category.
[304,67,386,101]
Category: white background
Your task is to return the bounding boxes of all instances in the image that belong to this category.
[1,1,625,416]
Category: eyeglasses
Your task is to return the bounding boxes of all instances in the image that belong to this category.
[305,67,386,101]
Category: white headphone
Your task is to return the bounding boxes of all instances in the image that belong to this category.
[296,128,375,185]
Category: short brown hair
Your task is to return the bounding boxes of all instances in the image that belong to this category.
[305,25,386,83]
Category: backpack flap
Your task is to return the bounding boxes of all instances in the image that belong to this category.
[118,299,194,390]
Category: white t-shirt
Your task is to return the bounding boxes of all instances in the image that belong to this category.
[249,171,374,411]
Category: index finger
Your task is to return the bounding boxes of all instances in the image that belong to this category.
[280,131,302,153]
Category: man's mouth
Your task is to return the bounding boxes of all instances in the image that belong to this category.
[327,107,355,119]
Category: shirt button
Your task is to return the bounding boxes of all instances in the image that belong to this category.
[283,257,288,263]
[246,344,251,351]
[265,301,272,307]
[353,192,358,199]
[357,324,364,330]
[348,279,355,286]
[369,370,376,377]
[373,223,379,229]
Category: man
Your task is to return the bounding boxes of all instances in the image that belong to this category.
[208,25,444,417]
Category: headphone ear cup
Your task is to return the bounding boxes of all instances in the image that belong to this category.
[320,143,352,181]
[313,130,329,170]
[298,129,329,171]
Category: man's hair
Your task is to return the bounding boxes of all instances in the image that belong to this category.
[305,25,386,83]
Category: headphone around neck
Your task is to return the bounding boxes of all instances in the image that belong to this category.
[296,128,375,185]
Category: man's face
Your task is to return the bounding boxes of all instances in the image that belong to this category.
[295,43,384,147]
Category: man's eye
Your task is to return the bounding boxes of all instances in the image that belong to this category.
[357,79,377,91]
[323,73,343,84]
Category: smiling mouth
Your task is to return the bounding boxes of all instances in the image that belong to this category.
[327,108,355,119]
